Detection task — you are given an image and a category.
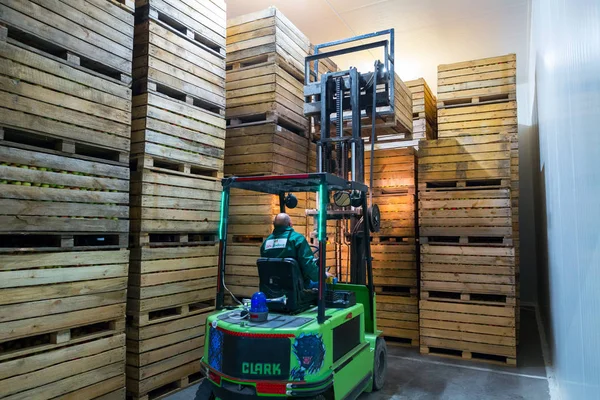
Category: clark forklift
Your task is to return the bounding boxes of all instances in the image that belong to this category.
[196,29,395,400]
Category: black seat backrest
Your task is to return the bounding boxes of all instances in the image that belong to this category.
[257,257,317,314]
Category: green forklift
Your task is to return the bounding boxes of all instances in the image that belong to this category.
[196,30,396,399]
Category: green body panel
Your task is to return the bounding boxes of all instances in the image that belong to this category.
[203,297,381,399]
[332,340,373,398]
[333,283,379,334]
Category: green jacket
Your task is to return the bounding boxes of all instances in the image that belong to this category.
[260,226,319,287]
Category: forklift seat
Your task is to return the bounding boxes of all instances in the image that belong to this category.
[257,257,318,314]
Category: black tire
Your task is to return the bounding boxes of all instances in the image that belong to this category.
[194,378,215,400]
[372,337,388,391]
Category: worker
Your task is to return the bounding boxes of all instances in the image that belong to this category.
[261,213,329,287]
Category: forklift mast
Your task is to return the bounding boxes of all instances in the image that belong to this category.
[303,30,395,286]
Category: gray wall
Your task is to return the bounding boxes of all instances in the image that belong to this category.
[530,0,600,398]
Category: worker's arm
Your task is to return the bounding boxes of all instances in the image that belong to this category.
[296,237,319,282]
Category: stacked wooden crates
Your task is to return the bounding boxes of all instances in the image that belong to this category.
[418,54,518,366]
[224,8,315,299]
[127,0,226,398]
[406,78,438,141]
[365,148,419,346]
[0,0,134,397]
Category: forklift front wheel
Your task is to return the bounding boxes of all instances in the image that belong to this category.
[373,337,388,391]
[194,379,215,400]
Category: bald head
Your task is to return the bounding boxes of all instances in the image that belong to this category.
[273,213,292,228]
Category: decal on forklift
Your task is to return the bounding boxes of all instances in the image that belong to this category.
[208,326,224,371]
[290,333,326,381]
[242,362,282,375]
[264,238,288,250]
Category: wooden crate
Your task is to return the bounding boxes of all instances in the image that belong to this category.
[420,300,516,365]
[420,244,516,304]
[126,311,210,400]
[131,91,225,173]
[406,78,437,128]
[365,147,416,190]
[0,249,128,362]
[0,0,134,80]
[418,135,512,187]
[227,7,310,83]
[412,118,436,141]
[0,39,132,154]
[226,63,307,132]
[224,242,261,298]
[338,73,413,137]
[365,147,416,238]
[371,242,417,288]
[127,244,217,327]
[419,188,513,243]
[130,166,221,237]
[0,334,127,399]
[136,0,226,54]
[437,54,516,108]
[509,133,520,268]
[372,194,416,238]
[437,101,517,138]
[378,294,419,346]
[228,190,308,234]
[0,140,129,242]
[133,19,226,112]
[225,124,310,176]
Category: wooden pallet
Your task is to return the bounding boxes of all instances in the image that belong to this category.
[133,19,225,112]
[136,0,226,54]
[131,91,226,172]
[406,78,437,129]
[226,62,309,133]
[130,165,221,236]
[127,244,218,327]
[420,244,516,301]
[0,40,131,152]
[0,0,134,79]
[420,300,516,366]
[227,7,310,82]
[0,334,127,399]
[378,294,419,346]
[0,249,128,361]
[419,187,513,239]
[437,101,517,138]
[418,134,512,184]
[126,311,210,400]
[0,139,130,236]
[437,54,516,109]
[225,123,310,177]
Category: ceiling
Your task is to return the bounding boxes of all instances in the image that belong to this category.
[225,0,531,95]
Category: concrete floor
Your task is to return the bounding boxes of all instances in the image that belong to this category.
[168,308,549,400]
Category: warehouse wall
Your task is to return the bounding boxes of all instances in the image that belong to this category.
[530,0,600,398]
